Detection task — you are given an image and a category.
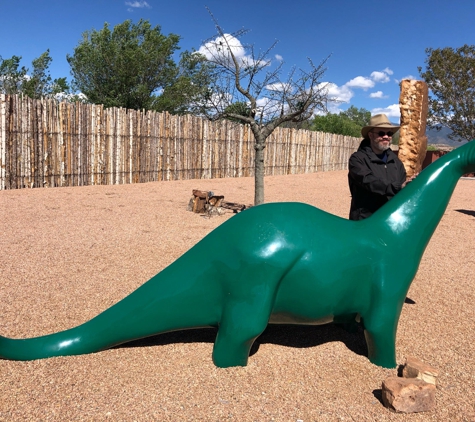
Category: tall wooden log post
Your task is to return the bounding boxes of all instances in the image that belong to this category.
[398,80,429,179]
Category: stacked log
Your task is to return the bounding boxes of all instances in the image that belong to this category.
[187,189,250,215]
[188,189,224,214]
[398,80,429,179]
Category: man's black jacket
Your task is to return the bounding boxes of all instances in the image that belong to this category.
[348,139,406,220]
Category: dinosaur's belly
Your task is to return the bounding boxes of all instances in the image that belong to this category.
[268,312,334,325]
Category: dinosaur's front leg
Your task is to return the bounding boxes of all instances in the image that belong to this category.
[212,270,282,368]
[212,300,271,368]
[361,303,401,368]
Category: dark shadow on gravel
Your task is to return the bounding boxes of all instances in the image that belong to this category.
[455,209,475,217]
[397,363,405,377]
[372,389,384,405]
[250,323,368,357]
[116,322,368,359]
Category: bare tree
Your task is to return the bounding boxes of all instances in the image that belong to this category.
[195,13,332,205]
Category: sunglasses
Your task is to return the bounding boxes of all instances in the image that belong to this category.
[372,130,394,137]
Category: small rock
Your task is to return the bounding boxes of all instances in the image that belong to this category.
[402,356,439,385]
[382,376,436,413]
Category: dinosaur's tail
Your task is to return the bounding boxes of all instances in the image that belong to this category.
[0,304,167,361]
[0,245,222,361]
[0,328,94,360]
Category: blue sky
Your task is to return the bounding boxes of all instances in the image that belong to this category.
[1,0,474,123]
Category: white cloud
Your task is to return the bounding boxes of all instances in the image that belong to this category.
[371,104,401,121]
[198,34,270,69]
[370,71,390,83]
[255,97,273,111]
[310,82,354,115]
[308,68,399,116]
[125,1,151,8]
[395,75,418,83]
[369,91,387,99]
[275,54,283,61]
[55,92,88,103]
[320,82,354,103]
[198,34,246,61]
[345,76,375,90]
[252,97,286,120]
[265,82,291,92]
[311,67,395,114]
[341,68,394,92]
[198,34,266,68]
[325,103,344,114]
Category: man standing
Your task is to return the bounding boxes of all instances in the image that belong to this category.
[348,114,407,221]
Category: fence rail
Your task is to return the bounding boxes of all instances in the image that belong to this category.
[0,94,361,190]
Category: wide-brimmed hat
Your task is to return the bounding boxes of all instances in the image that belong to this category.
[361,114,400,138]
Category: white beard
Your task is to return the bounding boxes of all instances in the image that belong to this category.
[371,140,390,152]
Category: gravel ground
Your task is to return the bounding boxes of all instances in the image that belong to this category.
[1,171,474,421]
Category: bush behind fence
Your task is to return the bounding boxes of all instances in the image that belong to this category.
[0,94,361,190]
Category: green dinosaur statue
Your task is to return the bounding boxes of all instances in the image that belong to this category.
[1,141,474,368]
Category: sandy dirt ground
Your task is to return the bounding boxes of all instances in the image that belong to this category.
[1,171,474,421]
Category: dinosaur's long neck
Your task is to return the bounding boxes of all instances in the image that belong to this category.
[372,141,475,256]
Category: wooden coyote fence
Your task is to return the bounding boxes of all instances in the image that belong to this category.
[0,94,361,190]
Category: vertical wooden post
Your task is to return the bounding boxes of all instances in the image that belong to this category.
[398,80,429,178]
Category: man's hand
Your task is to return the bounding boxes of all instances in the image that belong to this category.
[402,173,419,188]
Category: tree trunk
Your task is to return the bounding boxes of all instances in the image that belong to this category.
[254,143,265,205]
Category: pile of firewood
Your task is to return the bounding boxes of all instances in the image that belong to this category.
[187,189,250,216]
